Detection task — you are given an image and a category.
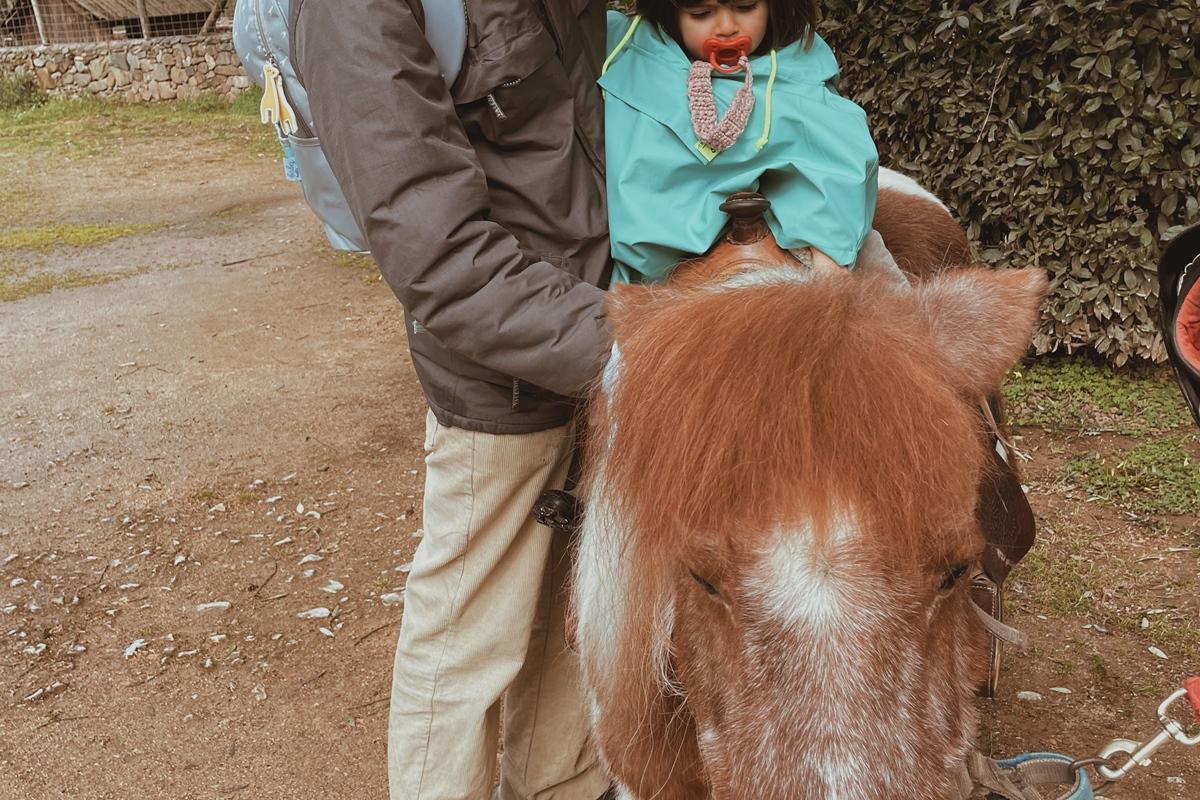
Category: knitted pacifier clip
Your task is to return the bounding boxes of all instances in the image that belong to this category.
[688,56,755,154]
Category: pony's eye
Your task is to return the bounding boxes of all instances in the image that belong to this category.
[688,568,721,597]
[938,563,971,593]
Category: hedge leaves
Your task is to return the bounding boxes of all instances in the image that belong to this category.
[824,0,1198,364]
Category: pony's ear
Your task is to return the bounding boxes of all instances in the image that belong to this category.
[915,267,1049,395]
[605,282,666,342]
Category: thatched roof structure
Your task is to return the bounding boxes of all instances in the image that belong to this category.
[68,0,215,19]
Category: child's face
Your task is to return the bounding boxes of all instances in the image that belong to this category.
[677,0,769,61]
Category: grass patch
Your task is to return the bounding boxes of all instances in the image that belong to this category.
[0,75,47,112]
[0,222,159,253]
[1063,433,1200,515]
[1004,356,1191,434]
[0,261,141,302]
[0,89,275,161]
[1012,514,1200,662]
[0,184,38,224]
[334,251,382,284]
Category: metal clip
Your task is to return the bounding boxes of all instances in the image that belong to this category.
[1097,685,1200,782]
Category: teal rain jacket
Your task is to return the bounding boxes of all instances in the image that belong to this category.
[601,12,879,284]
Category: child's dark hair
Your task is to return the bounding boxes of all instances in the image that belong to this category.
[633,0,819,52]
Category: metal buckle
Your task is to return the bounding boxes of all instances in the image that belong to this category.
[1096,684,1200,782]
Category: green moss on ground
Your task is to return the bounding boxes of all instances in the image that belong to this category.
[0,222,159,253]
[334,251,382,284]
[1014,513,1200,662]
[1005,357,1191,434]
[1063,434,1200,516]
[0,261,142,302]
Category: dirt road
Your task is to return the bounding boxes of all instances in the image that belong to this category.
[1,101,1196,799]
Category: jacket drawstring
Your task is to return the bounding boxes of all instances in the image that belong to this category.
[602,14,641,77]
[755,49,778,151]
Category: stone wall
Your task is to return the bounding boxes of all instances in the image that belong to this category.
[0,34,251,102]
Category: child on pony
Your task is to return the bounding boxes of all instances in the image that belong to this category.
[602,0,885,284]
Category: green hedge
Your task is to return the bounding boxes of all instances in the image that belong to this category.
[822,0,1199,364]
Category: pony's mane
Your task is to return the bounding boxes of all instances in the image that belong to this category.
[595,270,986,567]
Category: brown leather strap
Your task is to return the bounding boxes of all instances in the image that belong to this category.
[958,751,1091,800]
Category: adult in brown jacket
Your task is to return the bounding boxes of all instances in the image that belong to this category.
[292,1,613,798]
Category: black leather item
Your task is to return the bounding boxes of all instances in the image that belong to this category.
[976,434,1036,586]
[1158,221,1200,427]
[534,489,582,532]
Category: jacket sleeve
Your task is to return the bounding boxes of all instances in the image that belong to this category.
[292,0,610,398]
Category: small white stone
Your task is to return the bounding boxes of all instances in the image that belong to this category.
[1016,691,1043,702]
[251,685,267,701]
[265,495,282,504]
[173,553,187,566]
[1149,646,1169,660]
[196,601,231,614]
[318,627,335,638]
[297,607,332,619]
[10,577,27,587]
[321,580,344,593]
[208,503,226,513]
[298,554,323,566]
[381,592,406,606]
[124,639,147,658]
[1049,687,1072,695]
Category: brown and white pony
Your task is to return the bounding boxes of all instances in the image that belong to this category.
[573,171,1048,799]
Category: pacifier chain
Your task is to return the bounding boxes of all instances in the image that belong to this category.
[688,36,755,154]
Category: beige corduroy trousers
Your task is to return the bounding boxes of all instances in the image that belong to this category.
[388,411,607,800]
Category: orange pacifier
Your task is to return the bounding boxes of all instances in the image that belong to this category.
[703,35,752,73]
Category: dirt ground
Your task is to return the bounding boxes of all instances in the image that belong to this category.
[1,100,1197,800]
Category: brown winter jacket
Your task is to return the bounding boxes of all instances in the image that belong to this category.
[292,0,611,433]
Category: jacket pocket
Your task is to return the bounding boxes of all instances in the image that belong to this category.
[451,1,557,104]
[469,53,571,145]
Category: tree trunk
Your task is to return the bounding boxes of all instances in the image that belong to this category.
[199,0,229,35]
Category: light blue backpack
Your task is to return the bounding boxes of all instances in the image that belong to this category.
[232,0,466,253]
